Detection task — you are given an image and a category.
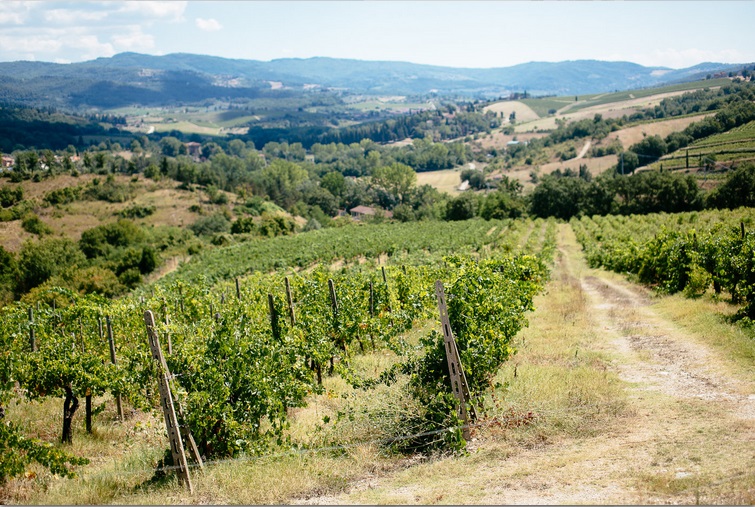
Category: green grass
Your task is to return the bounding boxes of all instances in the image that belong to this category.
[519,97,574,117]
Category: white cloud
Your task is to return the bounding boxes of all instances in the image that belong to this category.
[118,1,187,22]
[0,1,189,62]
[195,17,221,32]
[0,1,34,25]
[43,9,109,25]
[111,26,155,52]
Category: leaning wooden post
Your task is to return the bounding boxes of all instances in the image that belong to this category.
[285,277,295,326]
[144,310,194,494]
[235,277,241,300]
[106,316,124,421]
[28,307,36,352]
[434,281,475,440]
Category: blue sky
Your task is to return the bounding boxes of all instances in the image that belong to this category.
[1,1,753,69]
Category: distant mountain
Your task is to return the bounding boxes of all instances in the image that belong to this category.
[0,52,749,109]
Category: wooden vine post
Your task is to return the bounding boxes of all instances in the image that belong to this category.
[285,277,295,326]
[434,280,476,440]
[144,310,194,494]
[28,307,36,352]
[106,316,124,421]
[369,282,375,317]
[268,294,280,341]
[236,277,241,300]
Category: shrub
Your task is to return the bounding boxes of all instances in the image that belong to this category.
[21,214,52,236]
[118,204,156,219]
[189,213,231,236]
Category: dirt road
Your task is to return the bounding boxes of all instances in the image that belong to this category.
[296,224,755,505]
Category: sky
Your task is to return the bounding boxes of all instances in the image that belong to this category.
[1,1,754,69]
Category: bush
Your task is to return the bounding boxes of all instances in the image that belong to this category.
[43,186,81,206]
[18,238,86,293]
[21,214,52,236]
[0,186,23,208]
[79,220,146,259]
[118,204,156,219]
[83,175,135,203]
[189,213,231,236]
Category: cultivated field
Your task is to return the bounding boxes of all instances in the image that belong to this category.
[416,168,465,195]
[482,100,541,124]
[515,87,722,134]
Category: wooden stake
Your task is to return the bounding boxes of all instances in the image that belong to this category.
[28,307,36,352]
[328,279,338,313]
[268,294,280,341]
[85,387,92,434]
[285,277,295,326]
[235,277,241,300]
[106,316,124,421]
[369,282,374,317]
[435,281,475,440]
[144,310,194,494]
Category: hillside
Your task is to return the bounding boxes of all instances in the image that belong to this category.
[0,52,749,109]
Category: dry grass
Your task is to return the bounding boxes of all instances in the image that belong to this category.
[0,174,234,252]
[415,168,464,195]
[605,113,714,149]
[482,101,541,124]
[514,90,708,134]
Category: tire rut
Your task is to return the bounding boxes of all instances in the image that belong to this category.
[581,274,754,414]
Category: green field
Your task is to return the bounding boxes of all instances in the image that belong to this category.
[519,97,575,117]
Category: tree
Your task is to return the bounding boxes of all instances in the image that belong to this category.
[479,189,525,220]
[707,162,755,209]
[445,193,477,221]
[159,136,184,157]
[320,171,346,200]
[371,163,417,204]
[17,238,86,294]
[258,159,308,210]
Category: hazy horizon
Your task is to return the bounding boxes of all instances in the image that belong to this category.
[1,1,753,70]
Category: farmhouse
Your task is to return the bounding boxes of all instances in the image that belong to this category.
[1,155,14,170]
[349,205,393,220]
[184,142,202,159]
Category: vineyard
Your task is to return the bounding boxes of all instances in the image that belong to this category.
[572,207,755,318]
[650,120,755,171]
[0,217,557,499]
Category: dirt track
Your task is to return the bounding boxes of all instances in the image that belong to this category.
[296,224,755,505]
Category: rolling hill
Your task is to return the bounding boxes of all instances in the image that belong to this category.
[0,52,749,110]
